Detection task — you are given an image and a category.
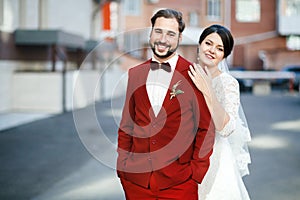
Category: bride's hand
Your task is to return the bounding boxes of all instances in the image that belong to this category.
[188,63,213,98]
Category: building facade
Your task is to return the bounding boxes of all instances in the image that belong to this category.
[1,0,300,113]
[116,0,300,70]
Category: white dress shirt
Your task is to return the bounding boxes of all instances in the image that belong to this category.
[146,54,179,116]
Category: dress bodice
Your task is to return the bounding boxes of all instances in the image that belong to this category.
[198,72,251,200]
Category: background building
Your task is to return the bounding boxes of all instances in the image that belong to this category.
[118,0,300,70]
[0,0,299,114]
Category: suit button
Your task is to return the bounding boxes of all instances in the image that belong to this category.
[151,140,157,145]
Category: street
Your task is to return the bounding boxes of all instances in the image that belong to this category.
[0,91,300,200]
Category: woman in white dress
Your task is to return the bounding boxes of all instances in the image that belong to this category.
[188,24,251,200]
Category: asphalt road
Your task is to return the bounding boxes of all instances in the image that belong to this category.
[0,91,300,200]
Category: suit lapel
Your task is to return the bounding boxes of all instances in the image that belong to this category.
[133,60,157,117]
[157,56,188,118]
[135,56,189,119]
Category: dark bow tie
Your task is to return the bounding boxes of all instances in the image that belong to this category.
[150,61,171,72]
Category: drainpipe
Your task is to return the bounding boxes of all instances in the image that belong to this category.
[224,0,231,29]
[38,0,48,29]
[224,0,233,66]
[90,2,100,39]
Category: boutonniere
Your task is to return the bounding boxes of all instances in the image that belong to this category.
[170,80,184,100]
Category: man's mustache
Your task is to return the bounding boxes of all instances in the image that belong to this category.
[154,41,171,48]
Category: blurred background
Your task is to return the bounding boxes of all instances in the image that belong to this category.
[0,0,300,199]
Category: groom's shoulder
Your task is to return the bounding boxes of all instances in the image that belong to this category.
[178,55,192,68]
[129,59,150,73]
[178,55,192,64]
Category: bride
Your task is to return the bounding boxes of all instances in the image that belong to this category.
[188,24,251,200]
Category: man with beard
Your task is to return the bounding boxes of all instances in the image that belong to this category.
[117,9,215,200]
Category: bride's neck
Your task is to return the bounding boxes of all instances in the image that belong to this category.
[208,66,221,78]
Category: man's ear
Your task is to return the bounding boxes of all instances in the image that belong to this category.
[179,33,183,42]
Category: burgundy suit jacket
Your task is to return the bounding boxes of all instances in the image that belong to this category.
[117,56,215,190]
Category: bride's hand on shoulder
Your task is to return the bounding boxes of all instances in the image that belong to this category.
[188,63,213,96]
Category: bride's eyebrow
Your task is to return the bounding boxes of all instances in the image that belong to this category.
[206,39,224,48]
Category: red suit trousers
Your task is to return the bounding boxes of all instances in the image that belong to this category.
[120,174,198,200]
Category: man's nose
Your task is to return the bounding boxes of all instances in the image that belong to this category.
[159,33,168,42]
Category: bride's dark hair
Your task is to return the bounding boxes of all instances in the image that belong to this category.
[198,24,234,58]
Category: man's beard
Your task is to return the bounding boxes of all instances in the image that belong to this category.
[150,41,179,59]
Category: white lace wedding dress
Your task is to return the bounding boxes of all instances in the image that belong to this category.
[198,73,251,200]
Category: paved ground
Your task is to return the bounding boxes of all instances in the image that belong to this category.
[0,91,300,200]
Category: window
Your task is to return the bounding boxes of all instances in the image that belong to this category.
[285,0,300,17]
[287,35,300,50]
[123,0,141,16]
[189,11,199,27]
[278,0,300,35]
[207,0,221,21]
[236,0,261,22]
[124,32,142,58]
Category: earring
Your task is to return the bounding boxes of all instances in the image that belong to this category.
[196,47,200,63]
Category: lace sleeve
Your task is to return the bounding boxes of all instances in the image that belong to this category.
[213,74,240,137]
[214,74,251,177]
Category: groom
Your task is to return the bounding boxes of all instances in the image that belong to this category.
[117,9,215,199]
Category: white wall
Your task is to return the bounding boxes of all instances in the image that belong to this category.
[46,0,95,39]
[0,0,19,32]
[21,0,39,29]
[278,0,300,35]
[278,16,300,35]
[1,0,98,40]
[0,61,17,112]
[0,0,122,113]
[0,60,54,112]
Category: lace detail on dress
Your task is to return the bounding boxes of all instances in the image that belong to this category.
[198,73,251,200]
[213,73,240,137]
[212,73,251,177]
[228,116,251,176]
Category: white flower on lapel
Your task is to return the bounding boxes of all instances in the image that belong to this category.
[170,80,184,100]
